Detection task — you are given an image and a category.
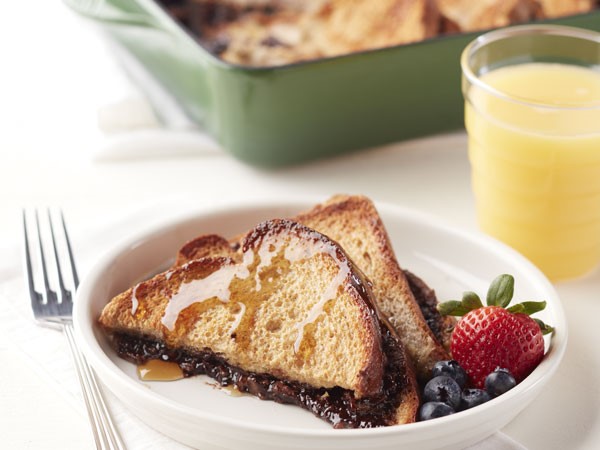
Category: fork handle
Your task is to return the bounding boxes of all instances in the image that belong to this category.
[63,323,126,450]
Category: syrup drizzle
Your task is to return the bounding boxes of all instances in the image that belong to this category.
[137,359,184,381]
[159,221,352,352]
[161,250,254,331]
[254,239,284,291]
[283,236,350,353]
[228,302,247,336]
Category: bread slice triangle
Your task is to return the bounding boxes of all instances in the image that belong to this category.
[99,219,419,427]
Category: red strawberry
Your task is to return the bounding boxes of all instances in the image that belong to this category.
[450,306,545,388]
[439,275,553,389]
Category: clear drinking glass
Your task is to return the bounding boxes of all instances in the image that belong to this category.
[461,25,600,280]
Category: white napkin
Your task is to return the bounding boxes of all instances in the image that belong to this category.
[1,279,195,450]
[0,205,527,449]
[1,207,195,449]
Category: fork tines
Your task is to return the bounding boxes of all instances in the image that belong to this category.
[23,209,79,323]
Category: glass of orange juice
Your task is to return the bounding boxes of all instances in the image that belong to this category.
[462,25,600,281]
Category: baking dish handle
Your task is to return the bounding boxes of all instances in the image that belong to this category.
[63,0,158,28]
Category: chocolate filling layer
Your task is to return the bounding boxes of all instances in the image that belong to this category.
[404,269,453,346]
[112,322,410,428]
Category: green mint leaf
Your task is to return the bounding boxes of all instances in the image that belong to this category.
[486,274,514,307]
[462,291,483,310]
[507,301,547,316]
[438,300,472,316]
[534,318,554,335]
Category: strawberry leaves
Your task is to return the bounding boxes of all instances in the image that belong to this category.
[486,274,514,308]
[437,274,553,335]
[534,319,555,336]
[462,291,483,310]
[438,300,471,316]
[438,291,483,316]
[507,301,546,315]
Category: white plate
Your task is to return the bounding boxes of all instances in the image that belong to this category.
[74,199,567,450]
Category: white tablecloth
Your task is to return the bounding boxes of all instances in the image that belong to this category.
[1,2,600,449]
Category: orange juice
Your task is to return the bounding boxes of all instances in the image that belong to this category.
[466,63,600,280]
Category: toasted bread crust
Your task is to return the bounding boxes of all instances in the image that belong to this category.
[174,234,237,266]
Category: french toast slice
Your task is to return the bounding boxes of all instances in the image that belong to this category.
[175,196,452,381]
[99,219,419,427]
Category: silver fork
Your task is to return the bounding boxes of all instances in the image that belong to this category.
[23,209,126,450]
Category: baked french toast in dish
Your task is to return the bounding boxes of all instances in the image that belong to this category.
[158,0,597,66]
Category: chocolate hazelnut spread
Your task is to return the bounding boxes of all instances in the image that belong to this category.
[404,269,454,348]
[112,319,410,428]
[404,270,443,340]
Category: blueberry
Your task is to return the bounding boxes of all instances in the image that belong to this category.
[484,368,516,397]
[432,360,468,388]
[460,388,491,410]
[418,401,455,421]
[423,375,461,409]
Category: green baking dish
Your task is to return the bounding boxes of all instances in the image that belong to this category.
[65,0,600,167]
